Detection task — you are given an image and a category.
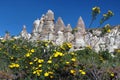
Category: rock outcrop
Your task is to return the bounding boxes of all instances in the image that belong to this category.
[1,10,119,53]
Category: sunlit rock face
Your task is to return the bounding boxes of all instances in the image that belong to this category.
[55,31,65,45]
[2,10,119,53]
[42,10,54,33]
[54,17,65,32]
[76,17,86,36]
[64,24,74,42]
[20,25,31,40]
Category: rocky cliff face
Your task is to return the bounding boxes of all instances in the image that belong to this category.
[2,10,120,53]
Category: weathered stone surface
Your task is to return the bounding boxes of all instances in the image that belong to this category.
[55,17,65,32]
[74,32,86,49]
[65,24,72,32]
[55,31,65,45]
[42,10,54,34]
[20,25,31,40]
[38,14,45,33]
[76,16,86,35]
[46,10,54,21]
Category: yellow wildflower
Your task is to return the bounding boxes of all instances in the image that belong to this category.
[33,69,42,76]
[70,69,76,75]
[38,59,44,63]
[67,43,72,48]
[107,29,111,33]
[44,72,49,77]
[70,52,75,55]
[38,64,42,67]
[81,71,86,75]
[9,65,14,68]
[79,70,86,75]
[66,62,70,65]
[110,73,114,77]
[15,64,19,68]
[47,60,52,64]
[54,53,59,57]
[31,49,35,53]
[53,52,63,57]
[25,53,31,57]
[33,71,36,74]
[29,62,33,65]
[71,58,76,62]
[92,6,100,13]
[59,52,64,57]
[9,63,19,68]
[108,10,114,16]
[79,70,83,72]
[48,71,54,74]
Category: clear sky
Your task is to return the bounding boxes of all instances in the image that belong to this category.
[0,0,120,36]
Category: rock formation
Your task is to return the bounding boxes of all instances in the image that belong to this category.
[1,10,119,53]
[55,17,65,32]
[76,16,86,35]
[20,25,31,40]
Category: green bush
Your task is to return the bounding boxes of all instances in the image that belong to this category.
[0,39,120,80]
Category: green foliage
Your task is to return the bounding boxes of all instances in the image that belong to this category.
[0,39,120,80]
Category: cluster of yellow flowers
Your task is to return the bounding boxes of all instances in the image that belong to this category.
[32,58,44,76]
[33,69,42,76]
[60,42,72,50]
[37,59,44,63]
[92,6,100,14]
[9,63,20,68]
[47,60,52,64]
[110,73,114,77]
[100,10,114,25]
[24,49,35,57]
[71,58,76,62]
[65,61,70,65]
[103,10,114,17]
[66,43,72,48]
[79,70,86,75]
[103,10,112,17]
[53,51,64,57]
[31,49,35,53]
[70,69,76,75]
[44,71,54,78]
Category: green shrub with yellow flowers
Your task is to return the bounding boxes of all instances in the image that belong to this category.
[0,38,120,80]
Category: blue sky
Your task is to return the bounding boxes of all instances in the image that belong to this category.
[0,0,120,36]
